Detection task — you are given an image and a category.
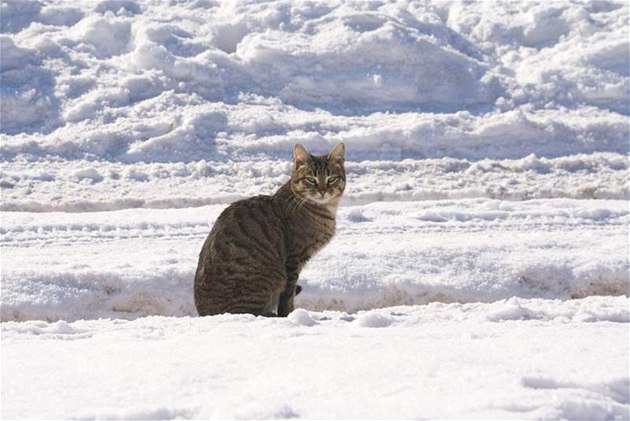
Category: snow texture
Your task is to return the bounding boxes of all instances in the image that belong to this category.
[1,0,629,419]
[2,199,628,322]
[2,298,629,419]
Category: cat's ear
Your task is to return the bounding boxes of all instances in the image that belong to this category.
[328,143,345,164]
[293,144,310,169]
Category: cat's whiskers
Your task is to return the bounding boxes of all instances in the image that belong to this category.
[295,194,310,214]
[288,195,309,215]
[284,194,303,215]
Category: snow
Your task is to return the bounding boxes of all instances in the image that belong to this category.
[2,198,627,322]
[1,0,629,419]
[2,298,628,419]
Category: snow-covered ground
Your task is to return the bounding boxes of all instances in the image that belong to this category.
[1,0,629,419]
[2,298,629,419]
[1,198,628,322]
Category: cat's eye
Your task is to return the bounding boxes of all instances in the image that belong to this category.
[304,176,317,186]
[327,176,339,185]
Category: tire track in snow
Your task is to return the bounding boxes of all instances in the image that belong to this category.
[2,154,628,213]
[1,200,627,248]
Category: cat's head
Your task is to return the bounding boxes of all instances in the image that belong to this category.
[291,143,346,206]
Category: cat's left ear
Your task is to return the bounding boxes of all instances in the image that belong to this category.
[328,143,345,164]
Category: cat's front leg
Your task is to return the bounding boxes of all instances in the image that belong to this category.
[277,274,298,317]
[277,284,296,317]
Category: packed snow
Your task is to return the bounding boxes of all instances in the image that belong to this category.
[1,0,629,419]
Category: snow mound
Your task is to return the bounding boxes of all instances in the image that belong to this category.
[0,36,58,133]
[234,4,500,112]
[1,1,627,163]
[0,0,42,34]
[288,308,318,326]
[353,312,393,327]
[449,1,629,113]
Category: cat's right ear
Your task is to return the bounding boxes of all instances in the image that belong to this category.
[293,144,310,169]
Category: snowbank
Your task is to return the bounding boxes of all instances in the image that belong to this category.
[2,1,627,219]
[1,0,627,161]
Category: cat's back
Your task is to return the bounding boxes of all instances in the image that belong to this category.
[203,194,284,253]
[212,194,276,230]
[197,194,288,273]
[194,194,287,316]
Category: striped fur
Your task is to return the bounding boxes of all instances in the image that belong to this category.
[194,143,346,317]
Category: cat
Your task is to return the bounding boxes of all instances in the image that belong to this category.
[194,143,346,317]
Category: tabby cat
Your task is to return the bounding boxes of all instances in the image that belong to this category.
[194,143,346,317]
